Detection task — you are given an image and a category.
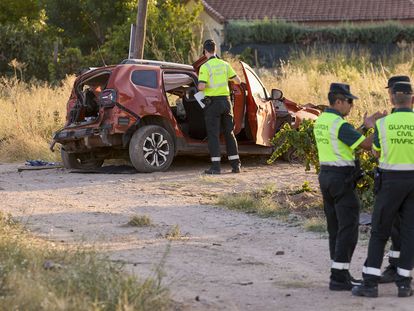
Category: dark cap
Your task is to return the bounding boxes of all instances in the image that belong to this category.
[329,83,358,99]
[391,81,413,94]
[386,75,411,89]
[203,39,216,52]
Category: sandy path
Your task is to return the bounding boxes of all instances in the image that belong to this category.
[0,157,412,310]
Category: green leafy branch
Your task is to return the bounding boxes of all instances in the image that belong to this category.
[268,120,377,210]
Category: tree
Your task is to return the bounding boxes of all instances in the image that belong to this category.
[91,0,203,65]
[0,0,42,25]
[43,0,135,53]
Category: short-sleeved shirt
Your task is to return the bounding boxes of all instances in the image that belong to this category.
[373,107,412,151]
[198,56,237,97]
[325,108,365,149]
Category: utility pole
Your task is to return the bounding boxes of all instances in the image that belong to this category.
[133,0,149,59]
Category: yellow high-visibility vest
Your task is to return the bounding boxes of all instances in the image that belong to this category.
[199,58,236,97]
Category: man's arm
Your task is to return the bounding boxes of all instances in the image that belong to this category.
[354,112,386,151]
[198,64,208,91]
[371,123,381,158]
[338,122,368,151]
[359,135,373,151]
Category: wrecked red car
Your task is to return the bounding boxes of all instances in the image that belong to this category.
[51,58,320,172]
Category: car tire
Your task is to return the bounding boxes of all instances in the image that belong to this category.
[282,147,302,163]
[61,149,104,169]
[129,125,175,173]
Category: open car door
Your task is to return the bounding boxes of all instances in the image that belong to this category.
[240,61,276,146]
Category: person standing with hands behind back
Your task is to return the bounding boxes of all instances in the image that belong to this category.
[352,81,414,298]
[314,83,382,291]
[378,75,411,284]
[198,39,242,174]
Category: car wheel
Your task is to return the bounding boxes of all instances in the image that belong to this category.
[61,149,104,169]
[282,147,302,164]
[129,125,175,173]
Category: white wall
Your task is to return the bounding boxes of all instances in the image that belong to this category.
[187,0,225,55]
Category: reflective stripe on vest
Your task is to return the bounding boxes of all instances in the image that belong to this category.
[203,59,231,96]
[314,112,356,167]
[377,112,414,170]
[204,62,228,88]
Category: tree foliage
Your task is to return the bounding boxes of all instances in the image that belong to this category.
[0,0,42,25]
[42,0,135,53]
[0,0,203,81]
[90,0,203,66]
[0,23,53,80]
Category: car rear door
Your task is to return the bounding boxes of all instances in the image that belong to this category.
[240,62,276,146]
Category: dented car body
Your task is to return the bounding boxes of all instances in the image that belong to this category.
[51,58,320,172]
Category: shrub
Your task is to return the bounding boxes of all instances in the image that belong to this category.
[225,21,414,46]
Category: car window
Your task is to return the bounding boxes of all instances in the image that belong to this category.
[131,70,157,88]
[245,68,268,100]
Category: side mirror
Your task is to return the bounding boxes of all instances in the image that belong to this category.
[271,89,283,100]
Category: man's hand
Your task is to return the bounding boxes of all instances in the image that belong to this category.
[372,149,380,158]
[363,110,387,129]
[198,82,206,91]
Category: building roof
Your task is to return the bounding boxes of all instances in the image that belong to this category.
[201,0,414,23]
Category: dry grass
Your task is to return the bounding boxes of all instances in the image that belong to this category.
[0,212,170,311]
[127,214,153,227]
[165,224,184,240]
[0,76,73,162]
[226,48,414,126]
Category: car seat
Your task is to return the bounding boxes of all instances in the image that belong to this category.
[182,87,207,140]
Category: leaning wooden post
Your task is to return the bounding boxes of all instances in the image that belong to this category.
[133,0,149,59]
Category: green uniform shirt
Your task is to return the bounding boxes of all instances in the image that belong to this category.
[198,56,237,97]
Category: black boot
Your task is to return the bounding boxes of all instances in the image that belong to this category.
[204,161,221,174]
[379,264,397,284]
[396,274,413,297]
[230,159,241,173]
[329,269,357,291]
[352,283,379,298]
[398,285,413,297]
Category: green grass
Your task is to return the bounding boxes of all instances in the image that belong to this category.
[217,191,290,218]
[127,215,153,227]
[0,212,170,311]
[303,217,327,233]
[216,186,328,230]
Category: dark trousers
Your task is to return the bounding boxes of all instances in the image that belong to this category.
[318,170,360,265]
[389,216,401,266]
[204,96,239,163]
[364,175,414,286]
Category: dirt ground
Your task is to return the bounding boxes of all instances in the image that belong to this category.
[0,157,412,311]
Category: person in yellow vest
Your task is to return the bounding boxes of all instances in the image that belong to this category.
[314,83,380,291]
[198,39,241,174]
[352,81,414,298]
[378,75,411,284]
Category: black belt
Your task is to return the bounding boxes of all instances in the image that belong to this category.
[379,170,414,180]
[209,96,229,100]
[320,165,354,173]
